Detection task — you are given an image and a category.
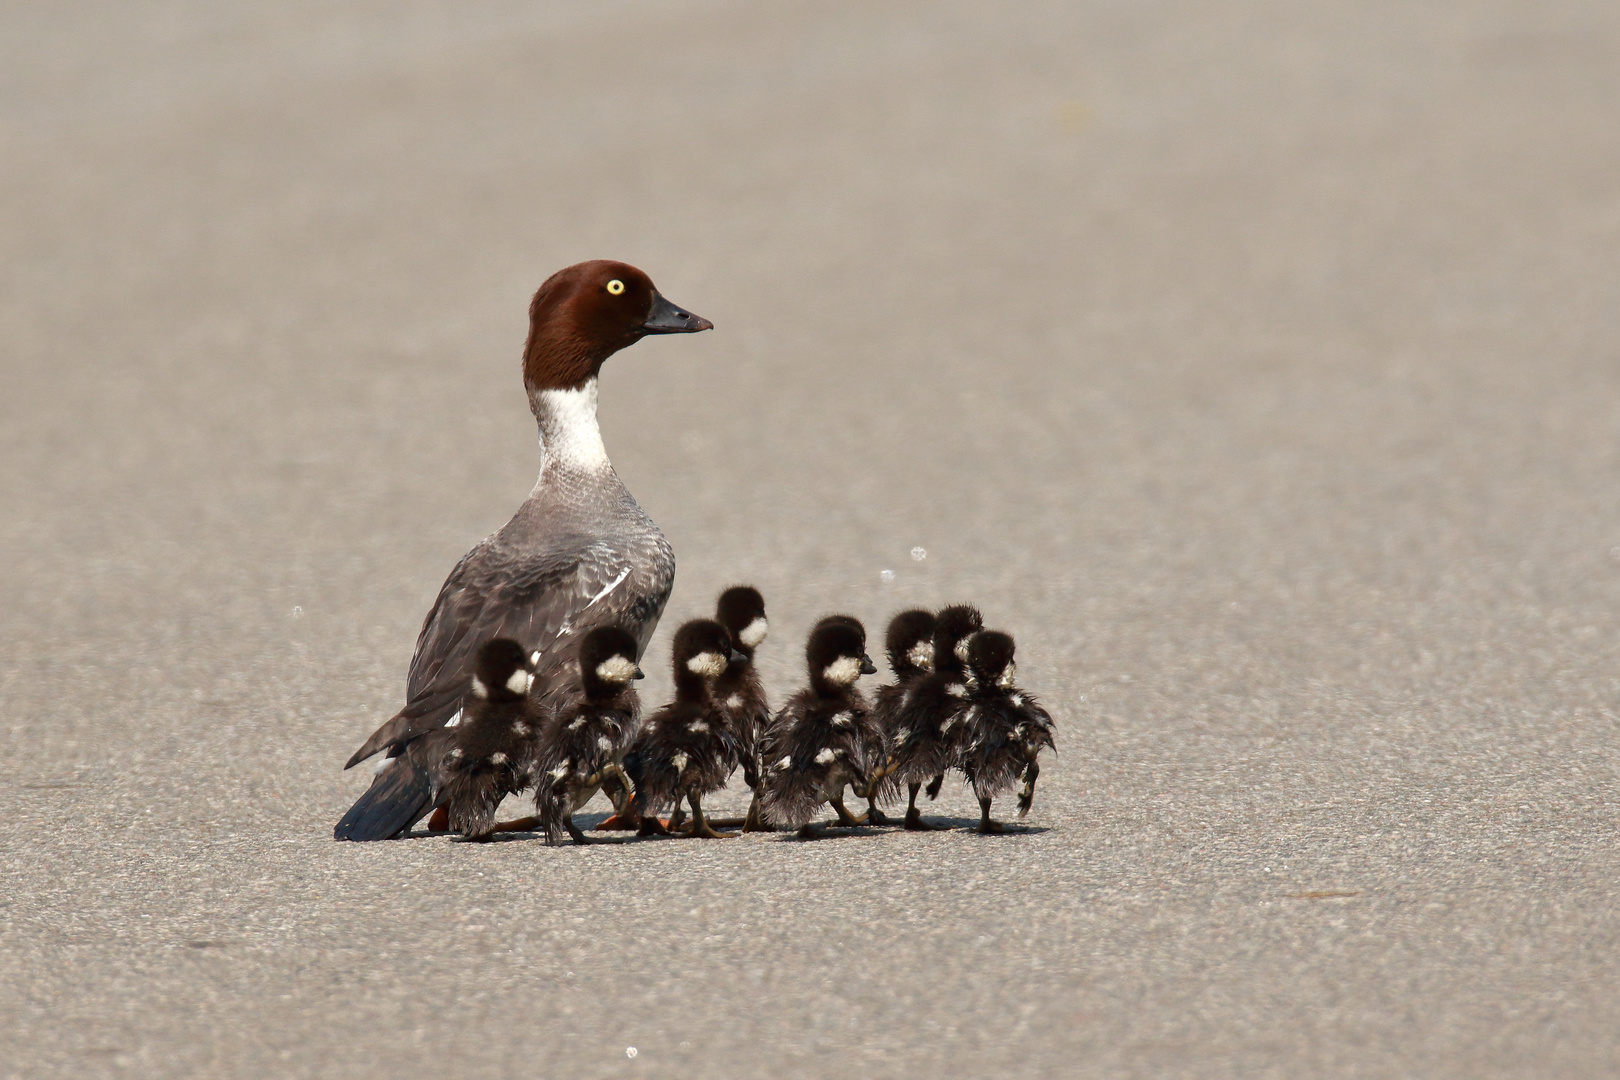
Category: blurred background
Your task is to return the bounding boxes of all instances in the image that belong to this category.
[3,2,1618,1076]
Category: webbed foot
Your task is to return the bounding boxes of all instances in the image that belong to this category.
[489,815,541,833]
[904,809,947,831]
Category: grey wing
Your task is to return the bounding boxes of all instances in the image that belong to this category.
[345,539,660,769]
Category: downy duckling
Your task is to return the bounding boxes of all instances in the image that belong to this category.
[863,608,937,826]
[333,639,542,842]
[957,631,1056,833]
[757,616,880,837]
[625,619,746,838]
[884,603,982,831]
[713,586,772,831]
[530,626,644,845]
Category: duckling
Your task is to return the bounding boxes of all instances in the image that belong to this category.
[863,608,937,826]
[884,603,983,831]
[757,616,881,836]
[624,619,746,839]
[713,586,772,830]
[957,631,1056,833]
[528,626,644,845]
[333,639,542,841]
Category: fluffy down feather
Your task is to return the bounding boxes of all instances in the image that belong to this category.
[757,688,878,829]
[714,660,770,789]
[884,672,972,787]
[626,701,743,815]
[957,687,1056,805]
[335,692,543,841]
[533,696,640,843]
[865,679,920,804]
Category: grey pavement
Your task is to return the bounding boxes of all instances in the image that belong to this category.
[3,2,1619,1077]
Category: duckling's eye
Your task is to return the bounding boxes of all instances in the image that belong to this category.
[605,279,625,296]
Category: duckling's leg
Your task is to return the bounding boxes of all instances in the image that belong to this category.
[741,790,771,832]
[850,769,893,824]
[563,813,590,845]
[976,796,1005,834]
[685,792,735,839]
[829,790,867,827]
[594,766,641,829]
[1017,758,1040,818]
[924,773,945,800]
[865,797,896,826]
[903,782,947,831]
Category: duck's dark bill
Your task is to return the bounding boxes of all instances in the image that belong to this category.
[642,292,713,334]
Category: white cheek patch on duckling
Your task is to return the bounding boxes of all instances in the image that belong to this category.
[688,720,709,734]
[907,640,935,671]
[469,678,489,700]
[686,652,727,679]
[505,670,530,695]
[997,663,1017,689]
[738,617,768,649]
[814,747,839,764]
[671,751,689,774]
[822,657,862,686]
[595,655,638,684]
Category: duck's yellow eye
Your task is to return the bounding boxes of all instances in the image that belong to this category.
[606,279,625,295]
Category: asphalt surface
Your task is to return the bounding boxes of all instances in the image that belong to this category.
[4,2,1619,1077]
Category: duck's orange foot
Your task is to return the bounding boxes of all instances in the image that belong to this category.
[594,812,640,830]
[426,806,450,832]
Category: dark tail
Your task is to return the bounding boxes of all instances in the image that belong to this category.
[334,756,437,841]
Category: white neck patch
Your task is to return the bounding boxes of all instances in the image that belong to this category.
[738,617,768,649]
[906,640,934,671]
[822,656,861,686]
[595,655,637,684]
[532,380,610,474]
[686,651,726,679]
